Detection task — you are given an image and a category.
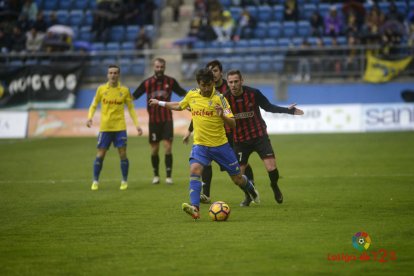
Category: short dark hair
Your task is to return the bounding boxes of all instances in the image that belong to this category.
[196,68,214,84]
[153,57,166,65]
[108,64,120,73]
[226,69,242,79]
[206,60,222,72]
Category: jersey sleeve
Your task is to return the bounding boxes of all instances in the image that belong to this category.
[172,78,187,96]
[219,94,234,118]
[132,81,146,100]
[126,90,139,127]
[88,86,101,119]
[255,90,295,114]
[179,91,191,110]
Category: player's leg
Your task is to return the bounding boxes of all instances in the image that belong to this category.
[233,142,255,206]
[244,164,254,184]
[162,122,174,184]
[115,131,129,190]
[212,143,259,204]
[182,145,210,220]
[149,123,161,184]
[256,138,283,204]
[91,132,110,190]
[200,164,212,202]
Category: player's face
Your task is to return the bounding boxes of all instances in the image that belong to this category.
[107,67,120,85]
[227,74,243,96]
[154,61,165,77]
[208,65,222,83]
[198,80,214,97]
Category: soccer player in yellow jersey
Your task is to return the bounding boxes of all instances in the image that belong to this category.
[149,69,259,220]
[87,65,143,191]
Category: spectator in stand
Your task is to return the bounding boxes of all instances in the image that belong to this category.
[310,11,324,36]
[33,11,48,33]
[135,27,152,57]
[284,0,298,21]
[385,2,404,23]
[141,0,157,25]
[212,10,234,42]
[344,11,359,37]
[325,6,343,36]
[295,39,311,82]
[122,0,140,25]
[363,4,385,38]
[0,28,12,53]
[233,8,256,41]
[181,43,198,80]
[311,37,326,76]
[26,26,44,53]
[197,17,218,41]
[48,11,59,27]
[20,0,38,23]
[10,25,26,53]
[168,0,183,25]
[343,34,360,78]
[17,13,31,32]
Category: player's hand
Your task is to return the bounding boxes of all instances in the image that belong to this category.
[215,104,223,117]
[86,119,92,128]
[288,103,304,115]
[182,130,191,145]
[136,126,143,136]
[149,99,159,106]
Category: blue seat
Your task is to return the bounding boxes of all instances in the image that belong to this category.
[292,37,303,46]
[43,0,57,10]
[322,36,333,46]
[336,36,347,45]
[84,11,93,25]
[121,41,135,51]
[278,38,291,48]
[219,0,232,8]
[297,21,311,37]
[318,4,331,17]
[92,42,105,52]
[378,2,390,13]
[125,25,140,41]
[229,6,243,22]
[254,25,267,39]
[302,4,317,20]
[145,25,155,38]
[258,6,273,22]
[233,39,249,49]
[58,0,72,10]
[110,26,125,42]
[56,10,69,25]
[79,26,92,41]
[242,56,258,73]
[193,41,206,49]
[282,22,296,38]
[273,5,284,21]
[258,55,273,73]
[131,59,146,75]
[262,38,278,48]
[248,39,262,49]
[68,10,84,27]
[73,0,89,10]
[267,22,281,38]
[395,1,406,14]
[220,40,234,49]
[272,55,285,73]
[106,42,120,52]
[245,6,258,20]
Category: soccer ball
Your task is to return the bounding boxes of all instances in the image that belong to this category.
[208,201,231,221]
[358,238,365,245]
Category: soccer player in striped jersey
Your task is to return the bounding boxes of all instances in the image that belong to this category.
[149,69,259,220]
[133,57,187,185]
[87,65,143,191]
[226,69,304,206]
[183,60,255,204]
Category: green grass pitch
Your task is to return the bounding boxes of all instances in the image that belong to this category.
[1,132,413,275]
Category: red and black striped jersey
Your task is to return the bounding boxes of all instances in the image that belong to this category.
[225,86,295,143]
[133,75,187,123]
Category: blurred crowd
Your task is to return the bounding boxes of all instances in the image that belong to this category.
[0,0,157,56]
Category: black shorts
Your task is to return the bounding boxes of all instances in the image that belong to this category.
[149,121,173,143]
[233,137,275,165]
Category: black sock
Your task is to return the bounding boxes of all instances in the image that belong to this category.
[244,164,254,184]
[202,165,212,197]
[268,168,279,186]
[151,155,159,176]
[165,154,172,178]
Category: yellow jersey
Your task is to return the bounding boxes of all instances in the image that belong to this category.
[88,82,139,131]
[179,88,233,147]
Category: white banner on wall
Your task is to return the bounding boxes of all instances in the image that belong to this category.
[0,111,28,138]
[262,103,414,134]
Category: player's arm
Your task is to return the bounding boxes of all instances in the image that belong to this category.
[126,92,143,136]
[148,98,183,110]
[255,90,304,115]
[183,120,193,145]
[132,81,146,100]
[86,89,101,128]
[215,95,235,129]
[172,79,187,96]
